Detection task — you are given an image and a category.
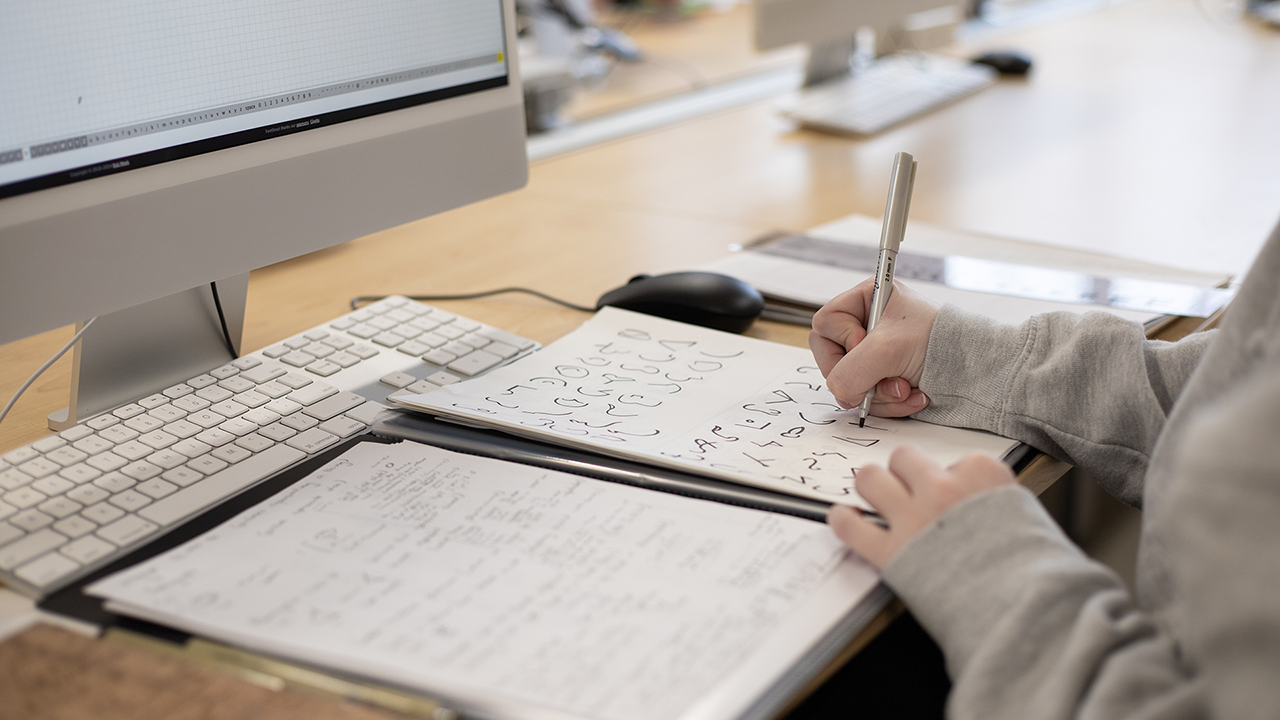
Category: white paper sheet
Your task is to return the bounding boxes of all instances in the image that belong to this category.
[89,441,879,720]
[396,307,1018,509]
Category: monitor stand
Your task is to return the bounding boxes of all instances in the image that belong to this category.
[48,274,249,431]
[803,27,877,87]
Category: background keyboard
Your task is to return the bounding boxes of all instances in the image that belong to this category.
[781,53,997,136]
[0,296,539,598]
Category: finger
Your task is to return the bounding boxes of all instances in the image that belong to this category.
[808,330,849,379]
[868,387,930,419]
[947,452,1016,490]
[827,504,892,568]
[886,444,944,495]
[853,463,912,515]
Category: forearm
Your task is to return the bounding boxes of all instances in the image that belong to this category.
[913,307,1211,505]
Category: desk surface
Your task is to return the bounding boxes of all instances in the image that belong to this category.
[3,0,1273,715]
[4,0,1279,455]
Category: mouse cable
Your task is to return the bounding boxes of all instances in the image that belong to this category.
[0,317,98,430]
[210,281,239,360]
[350,288,596,314]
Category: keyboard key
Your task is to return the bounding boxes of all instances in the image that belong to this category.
[347,323,379,339]
[161,467,204,487]
[484,341,520,359]
[284,337,311,350]
[53,515,98,538]
[59,463,101,485]
[405,380,439,394]
[441,340,474,357]
[328,351,361,368]
[85,414,121,430]
[38,496,83,519]
[241,364,287,384]
[328,317,356,331]
[372,331,406,348]
[0,501,15,521]
[212,445,253,464]
[347,344,380,360]
[120,461,162,482]
[108,489,152,512]
[32,477,74,497]
[112,404,146,420]
[96,515,159,547]
[4,487,48,510]
[81,502,125,525]
[61,535,116,564]
[123,415,164,433]
[187,454,229,475]
[209,364,240,380]
[234,434,275,453]
[235,391,270,408]
[210,400,249,418]
[138,393,169,409]
[264,398,303,417]
[0,528,67,571]
[218,418,258,437]
[230,356,263,370]
[85,452,128,473]
[172,395,212,412]
[18,457,60,479]
[277,373,313,390]
[195,428,236,447]
[59,425,95,443]
[187,374,218,389]
[398,341,432,357]
[380,372,416,388]
[136,479,179,500]
[66,485,109,506]
[448,350,504,377]
[0,469,33,491]
[94,473,136,494]
[99,428,140,447]
[255,381,293,399]
[0,522,24,546]
[188,410,227,429]
[31,436,67,453]
[424,349,457,366]
[242,408,282,427]
[288,382,338,406]
[318,417,365,439]
[302,392,365,421]
[303,342,335,358]
[15,552,80,586]
[72,435,114,455]
[368,316,399,331]
[258,422,298,442]
[138,430,179,450]
[11,509,54,532]
[163,383,195,399]
[306,360,341,377]
[478,326,537,350]
[112,440,154,461]
[285,428,340,454]
[457,334,490,350]
[146,449,188,470]
[322,335,354,350]
[142,404,180,426]
[173,439,214,458]
[262,345,290,358]
[139,445,305,527]
[280,413,319,431]
[164,420,202,439]
[195,385,234,403]
[219,376,256,394]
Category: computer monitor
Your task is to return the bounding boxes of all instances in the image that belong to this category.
[754,0,962,85]
[1,0,528,429]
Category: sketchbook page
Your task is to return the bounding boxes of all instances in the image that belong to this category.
[395,307,1018,509]
[88,441,878,720]
[700,214,1233,327]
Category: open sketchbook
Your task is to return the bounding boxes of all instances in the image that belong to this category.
[89,440,882,720]
[395,307,1019,509]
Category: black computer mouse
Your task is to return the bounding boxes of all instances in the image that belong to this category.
[971,51,1033,76]
[596,271,765,334]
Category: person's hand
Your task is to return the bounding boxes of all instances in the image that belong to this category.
[828,445,1015,570]
[809,278,940,415]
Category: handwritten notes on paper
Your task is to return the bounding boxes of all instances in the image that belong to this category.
[89,441,863,720]
[398,307,1017,507]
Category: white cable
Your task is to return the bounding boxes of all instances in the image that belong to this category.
[0,318,98,429]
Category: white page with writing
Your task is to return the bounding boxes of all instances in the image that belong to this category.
[89,441,879,720]
[397,307,1017,508]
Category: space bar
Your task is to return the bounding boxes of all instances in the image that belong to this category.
[138,445,307,527]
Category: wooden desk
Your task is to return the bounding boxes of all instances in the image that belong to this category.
[1,0,1276,714]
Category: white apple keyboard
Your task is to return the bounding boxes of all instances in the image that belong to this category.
[0,296,539,597]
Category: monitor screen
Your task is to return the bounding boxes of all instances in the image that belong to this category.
[0,0,528,420]
[2,1,509,199]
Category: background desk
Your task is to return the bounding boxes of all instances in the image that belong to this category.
[2,0,1279,715]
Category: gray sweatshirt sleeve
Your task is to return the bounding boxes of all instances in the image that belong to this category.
[879,350,1280,720]
[912,307,1212,506]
